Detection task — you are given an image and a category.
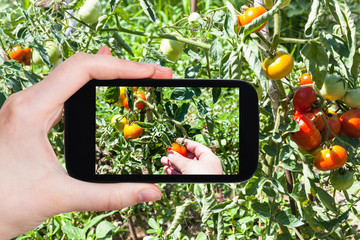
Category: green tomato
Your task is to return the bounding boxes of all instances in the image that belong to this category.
[330,169,354,191]
[344,89,360,109]
[160,33,185,62]
[188,12,201,27]
[77,0,102,24]
[319,74,347,101]
[32,41,61,66]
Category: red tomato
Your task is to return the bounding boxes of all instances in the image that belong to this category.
[313,145,347,171]
[298,108,325,131]
[238,6,267,33]
[291,114,321,150]
[292,86,317,112]
[323,110,341,140]
[340,109,360,139]
[167,142,187,157]
[300,73,313,85]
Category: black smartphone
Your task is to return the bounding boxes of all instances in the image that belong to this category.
[64,79,259,183]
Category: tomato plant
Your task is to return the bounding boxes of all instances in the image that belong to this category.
[167,142,187,157]
[340,109,360,139]
[313,145,347,171]
[330,169,354,191]
[262,51,294,80]
[292,85,316,112]
[300,73,313,85]
[238,6,267,33]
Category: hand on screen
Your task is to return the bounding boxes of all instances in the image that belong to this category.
[161,139,223,175]
[0,46,172,239]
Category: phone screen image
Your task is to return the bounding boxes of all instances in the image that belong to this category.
[95,86,240,175]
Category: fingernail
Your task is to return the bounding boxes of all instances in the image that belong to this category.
[138,189,161,203]
[167,151,174,159]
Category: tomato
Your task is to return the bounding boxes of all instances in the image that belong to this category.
[77,0,102,24]
[116,87,126,106]
[340,109,360,138]
[32,41,61,66]
[123,122,143,140]
[264,0,291,9]
[123,91,146,110]
[300,73,313,85]
[322,110,341,140]
[8,46,31,65]
[291,114,321,150]
[238,6,267,33]
[313,145,347,171]
[298,108,325,131]
[110,115,127,132]
[292,86,316,112]
[262,51,294,80]
[344,89,360,109]
[330,169,354,190]
[319,74,347,101]
[160,33,185,62]
[188,12,201,27]
[167,142,187,157]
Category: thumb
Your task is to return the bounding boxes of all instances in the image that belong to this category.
[97,46,112,55]
[167,151,190,173]
[59,177,161,212]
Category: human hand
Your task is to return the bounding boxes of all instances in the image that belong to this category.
[0,46,172,239]
[161,139,223,175]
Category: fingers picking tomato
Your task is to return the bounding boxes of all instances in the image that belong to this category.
[167,142,187,157]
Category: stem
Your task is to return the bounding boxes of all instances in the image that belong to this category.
[278,37,319,45]
[255,32,272,51]
[272,12,281,51]
[205,50,212,78]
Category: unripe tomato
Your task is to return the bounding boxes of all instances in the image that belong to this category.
[167,142,187,157]
[262,51,294,80]
[300,73,313,85]
[123,122,143,140]
[313,145,347,171]
[123,91,146,110]
[77,0,102,24]
[298,108,325,131]
[238,6,267,33]
[32,41,61,66]
[344,89,360,109]
[160,33,185,62]
[188,12,201,27]
[292,86,316,112]
[291,114,321,150]
[340,109,360,138]
[319,74,347,101]
[116,87,126,106]
[111,115,127,132]
[8,46,31,65]
[322,110,341,140]
[330,169,354,190]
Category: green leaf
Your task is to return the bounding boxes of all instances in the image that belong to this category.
[0,92,7,108]
[300,43,328,90]
[108,37,125,59]
[281,159,302,172]
[216,213,224,240]
[212,200,239,213]
[351,52,360,82]
[242,43,267,84]
[185,64,201,78]
[220,52,231,79]
[197,99,209,118]
[139,0,159,23]
[210,39,223,64]
[96,15,109,32]
[275,211,304,228]
[314,186,339,214]
[161,132,172,147]
[165,199,193,236]
[104,87,120,104]
[205,113,214,135]
[229,50,241,80]
[113,32,134,57]
[33,43,50,67]
[174,103,189,122]
[148,218,159,230]
[83,211,117,234]
[224,2,237,38]
[251,201,271,218]
[61,225,83,239]
[304,0,321,37]
[196,232,207,240]
[276,233,293,240]
[95,221,116,238]
[171,87,194,100]
[212,87,221,104]
[135,122,155,129]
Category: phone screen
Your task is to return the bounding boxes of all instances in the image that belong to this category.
[95,86,240,175]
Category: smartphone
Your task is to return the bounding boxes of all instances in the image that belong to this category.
[64,79,259,183]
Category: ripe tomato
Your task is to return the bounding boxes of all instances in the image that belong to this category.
[123,122,143,140]
[123,91,146,110]
[340,109,360,139]
[167,142,187,157]
[262,51,294,80]
[322,110,341,140]
[116,87,126,106]
[111,115,127,132]
[300,73,313,85]
[8,46,31,65]
[292,86,316,112]
[238,6,267,33]
[77,0,102,24]
[291,114,321,150]
[319,74,347,101]
[32,41,61,66]
[298,108,325,131]
[344,89,360,109]
[330,169,354,190]
[160,33,185,62]
[313,145,347,171]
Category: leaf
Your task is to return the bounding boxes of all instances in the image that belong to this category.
[205,113,214,135]
[212,87,221,104]
[185,64,201,78]
[251,201,271,218]
[0,92,7,108]
[196,232,207,240]
[300,43,328,90]
[96,15,109,32]
[104,87,120,104]
[245,176,260,195]
[314,186,339,214]
[83,211,117,234]
[148,218,159,230]
[171,88,194,100]
[351,52,360,82]
[242,44,267,84]
[275,211,304,228]
[135,122,155,129]
[139,0,159,23]
[174,103,189,122]
[210,39,223,64]
[229,50,241,80]
[212,200,239,213]
[219,52,231,79]
[95,221,116,238]
[304,0,321,37]
[161,132,172,147]
[165,199,192,236]
[197,99,209,118]
[22,69,39,84]
[113,32,134,56]
[270,179,285,194]
[224,2,237,38]
[216,213,224,240]
[33,43,50,67]
[200,185,217,223]
[61,225,83,239]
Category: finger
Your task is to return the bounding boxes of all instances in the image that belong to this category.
[167,151,191,173]
[97,46,111,55]
[60,176,162,212]
[164,166,181,175]
[25,54,157,115]
[150,64,173,79]
[178,138,214,161]
[160,156,170,166]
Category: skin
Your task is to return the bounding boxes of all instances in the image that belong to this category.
[161,139,223,175]
[0,46,173,239]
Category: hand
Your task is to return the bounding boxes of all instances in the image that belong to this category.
[161,139,223,175]
[0,46,173,239]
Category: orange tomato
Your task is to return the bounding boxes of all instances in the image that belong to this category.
[323,110,341,140]
[313,145,347,171]
[167,142,187,157]
[8,46,31,65]
[300,73,313,85]
[123,122,143,140]
[238,6,268,33]
[262,51,294,80]
[340,109,360,139]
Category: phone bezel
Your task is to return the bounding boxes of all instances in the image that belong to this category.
[64,79,259,183]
